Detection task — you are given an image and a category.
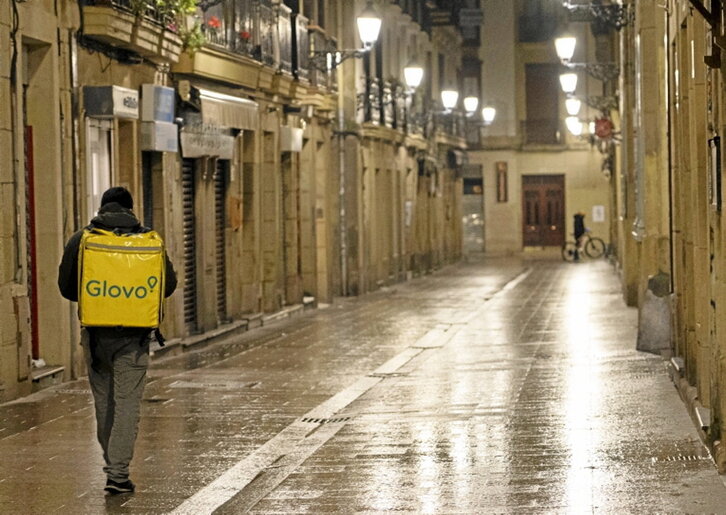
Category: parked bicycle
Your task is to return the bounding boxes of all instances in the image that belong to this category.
[561,229,607,262]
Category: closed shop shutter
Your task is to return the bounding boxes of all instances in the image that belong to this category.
[215,160,228,323]
[182,159,198,333]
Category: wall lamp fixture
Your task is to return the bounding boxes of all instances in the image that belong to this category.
[311,1,381,70]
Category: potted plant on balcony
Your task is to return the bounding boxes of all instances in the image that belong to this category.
[127,0,206,53]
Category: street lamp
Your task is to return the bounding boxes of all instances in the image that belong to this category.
[403,61,424,90]
[356,1,382,48]
[555,35,577,62]
[441,89,459,112]
[312,1,382,70]
[565,116,583,136]
[481,106,496,126]
[566,98,582,116]
[559,73,578,94]
[464,96,479,116]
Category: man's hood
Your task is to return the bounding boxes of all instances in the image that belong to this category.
[90,202,142,231]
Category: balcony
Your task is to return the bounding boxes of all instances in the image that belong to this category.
[174,0,316,98]
[434,111,467,140]
[81,0,183,63]
[309,26,337,92]
[196,0,270,65]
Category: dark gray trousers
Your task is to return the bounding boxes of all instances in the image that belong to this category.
[82,328,149,482]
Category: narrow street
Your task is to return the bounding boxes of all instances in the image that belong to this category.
[1,258,725,513]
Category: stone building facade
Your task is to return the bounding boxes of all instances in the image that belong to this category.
[615,0,726,472]
[0,0,470,402]
[468,0,611,257]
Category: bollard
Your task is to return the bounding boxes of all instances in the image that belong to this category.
[636,271,672,355]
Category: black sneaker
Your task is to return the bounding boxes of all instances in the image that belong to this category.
[105,479,135,494]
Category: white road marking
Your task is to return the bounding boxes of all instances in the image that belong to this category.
[169,270,529,514]
[170,338,428,514]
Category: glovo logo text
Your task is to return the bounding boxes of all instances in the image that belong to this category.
[85,276,159,299]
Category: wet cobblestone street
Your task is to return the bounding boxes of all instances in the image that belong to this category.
[2,258,726,513]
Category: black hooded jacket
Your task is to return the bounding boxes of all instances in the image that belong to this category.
[57,202,177,306]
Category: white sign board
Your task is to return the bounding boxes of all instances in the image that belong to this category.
[141,121,178,153]
[592,205,606,223]
[180,124,235,159]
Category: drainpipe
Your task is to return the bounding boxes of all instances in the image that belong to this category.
[665,4,674,292]
[70,33,81,233]
[69,31,82,376]
[338,107,348,297]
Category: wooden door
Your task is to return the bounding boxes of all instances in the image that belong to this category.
[522,175,565,246]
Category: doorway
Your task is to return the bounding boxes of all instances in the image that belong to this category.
[522,174,565,246]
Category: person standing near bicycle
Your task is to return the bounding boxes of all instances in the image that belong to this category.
[573,211,586,261]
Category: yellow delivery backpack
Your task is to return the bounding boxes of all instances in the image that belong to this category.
[78,228,166,328]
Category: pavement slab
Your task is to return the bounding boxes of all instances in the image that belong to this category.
[1,258,725,514]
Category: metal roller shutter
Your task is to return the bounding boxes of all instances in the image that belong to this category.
[214,160,228,323]
[182,159,198,333]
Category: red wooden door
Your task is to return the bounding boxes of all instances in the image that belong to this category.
[522,175,565,246]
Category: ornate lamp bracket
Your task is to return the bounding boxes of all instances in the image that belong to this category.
[564,62,620,82]
[563,2,634,31]
[582,95,619,112]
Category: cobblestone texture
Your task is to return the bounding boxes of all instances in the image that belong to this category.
[1,258,725,513]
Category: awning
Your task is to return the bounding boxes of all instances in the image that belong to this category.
[198,88,259,131]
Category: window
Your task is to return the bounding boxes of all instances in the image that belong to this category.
[317,0,325,28]
[518,0,557,42]
[438,52,445,91]
[463,178,483,195]
[86,119,113,220]
[524,64,560,144]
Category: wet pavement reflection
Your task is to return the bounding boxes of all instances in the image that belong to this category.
[2,258,725,513]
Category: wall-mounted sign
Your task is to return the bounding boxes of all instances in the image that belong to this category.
[496,161,508,203]
[592,205,606,223]
[83,86,139,119]
[141,121,178,153]
[141,84,175,123]
[280,126,303,152]
[180,123,235,159]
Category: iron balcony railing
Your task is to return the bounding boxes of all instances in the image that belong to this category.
[434,111,466,139]
[197,0,335,85]
[308,26,338,91]
[358,86,467,140]
[85,0,170,26]
[293,13,310,82]
[276,3,293,74]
